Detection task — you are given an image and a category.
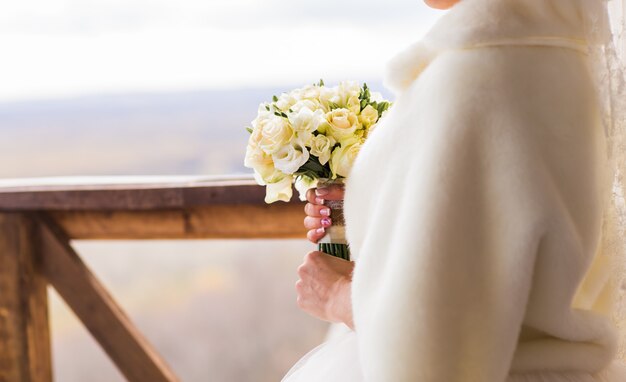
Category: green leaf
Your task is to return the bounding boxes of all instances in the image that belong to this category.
[245,127,253,134]
[318,79,325,87]
[272,95,278,102]
[297,156,330,178]
[360,99,368,111]
[272,110,289,119]
[376,101,390,115]
[265,105,270,111]
[362,83,371,99]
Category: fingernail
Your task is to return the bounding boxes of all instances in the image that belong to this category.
[315,187,329,196]
[320,208,331,216]
[316,227,325,234]
[321,217,331,227]
[315,197,325,204]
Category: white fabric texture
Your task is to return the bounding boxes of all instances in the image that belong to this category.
[282,330,626,381]
[282,0,626,380]
[585,0,626,361]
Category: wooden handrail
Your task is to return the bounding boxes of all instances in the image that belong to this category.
[0,175,298,211]
[0,175,306,382]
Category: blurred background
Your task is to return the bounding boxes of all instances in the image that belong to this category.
[0,1,441,380]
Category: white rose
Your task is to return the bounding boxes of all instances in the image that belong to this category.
[289,107,325,134]
[293,84,321,101]
[275,92,299,112]
[245,145,289,188]
[252,165,284,185]
[346,95,362,114]
[303,131,317,147]
[339,80,361,94]
[326,108,360,142]
[258,116,294,154]
[309,134,335,165]
[253,169,266,186]
[329,140,362,179]
[256,102,271,114]
[244,144,271,170]
[319,86,340,111]
[294,175,319,201]
[272,139,310,174]
[359,104,379,128]
[265,175,293,203]
[368,107,390,136]
[251,106,273,130]
[247,124,264,148]
[290,99,321,114]
[336,81,361,106]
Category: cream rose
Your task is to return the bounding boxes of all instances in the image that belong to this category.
[247,123,263,147]
[294,175,319,201]
[329,140,362,179]
[326,108,360,142]
[318,86,338,112]
[289,107,325,134]
[258,116,294,154]
[244,144,271,170]
[289,107,325,145]
[309,134,335,165]
[255,102,270,116]
[293,84,321,101]
[251,106,272,130]
[346,95,362,114]
[264,175,293,203]
[272,139,310,174]
[275,92,298,112]
[359,104,379,128]
[290,99,321,114]
[336,81,361,106]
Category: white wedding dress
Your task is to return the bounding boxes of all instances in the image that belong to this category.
[282,0,626,381]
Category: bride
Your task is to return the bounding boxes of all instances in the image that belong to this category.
[283,0,626,381]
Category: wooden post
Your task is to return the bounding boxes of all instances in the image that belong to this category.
[0,213,52,382]
[38,215,179,382]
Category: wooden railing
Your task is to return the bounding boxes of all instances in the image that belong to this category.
[0,175,304,382]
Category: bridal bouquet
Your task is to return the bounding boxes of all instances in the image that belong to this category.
[243,80,391,260]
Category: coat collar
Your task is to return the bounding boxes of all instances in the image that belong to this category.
[383,0,601,95]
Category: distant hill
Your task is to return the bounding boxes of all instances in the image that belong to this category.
[0,83,391,178]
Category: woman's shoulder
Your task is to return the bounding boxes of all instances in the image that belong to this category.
[384,0,593,96]
[404,45,594,121]
[385,44,600,180]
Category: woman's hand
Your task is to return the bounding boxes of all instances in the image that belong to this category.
[303,184,345,243]
[296,250,355,330]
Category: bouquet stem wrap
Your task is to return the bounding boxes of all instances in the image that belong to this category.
[317,180,351,261]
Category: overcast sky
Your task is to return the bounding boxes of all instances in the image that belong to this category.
[0,0,443,102]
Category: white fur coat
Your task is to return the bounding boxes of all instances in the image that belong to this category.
[342,0,626,380]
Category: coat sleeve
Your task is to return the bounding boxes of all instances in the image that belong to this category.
[349,47,595,381]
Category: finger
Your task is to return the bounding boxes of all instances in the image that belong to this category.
[304,250,327,264]
[314,184,345,201]
[304,202,331,218]
[306,189,326,205]
[304,216,331,230]
[307,228,326,243]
